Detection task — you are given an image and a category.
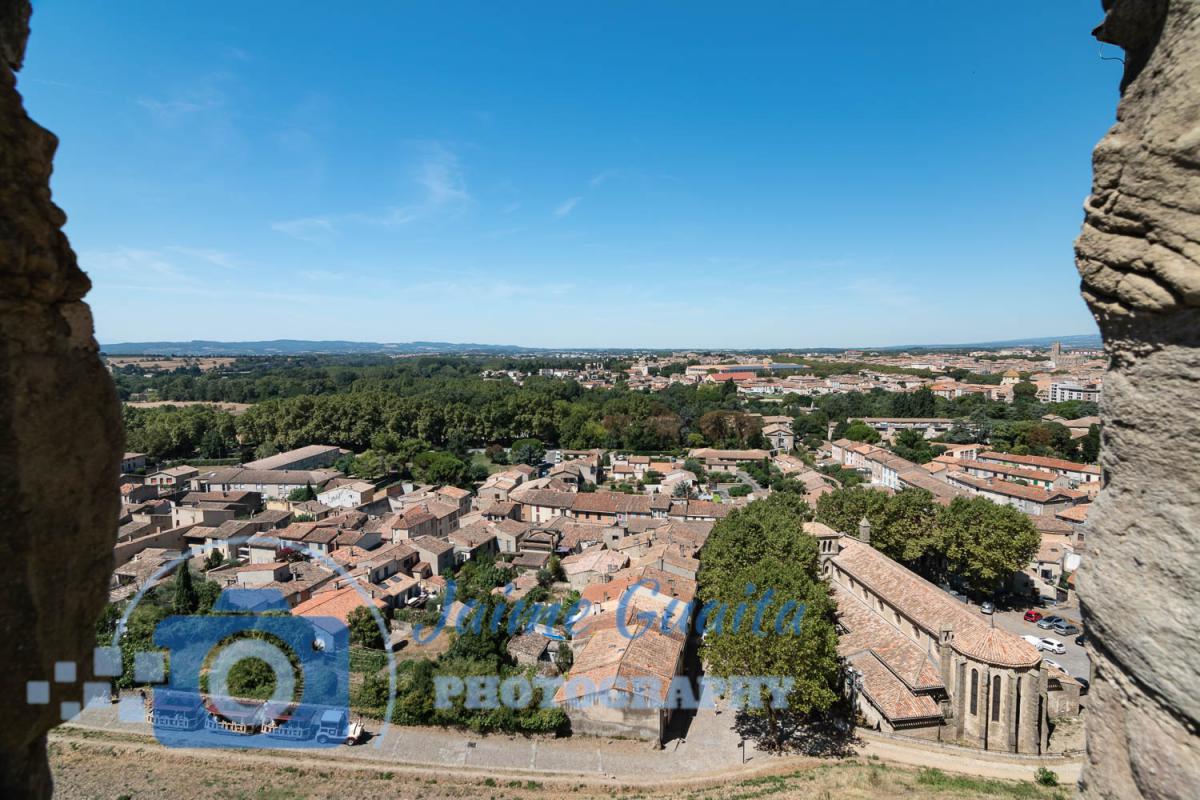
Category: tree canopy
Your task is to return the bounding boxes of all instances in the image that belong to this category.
[815,488,1040,593]
[698,494,840,742]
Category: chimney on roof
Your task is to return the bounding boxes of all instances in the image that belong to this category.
[857,516,872,545]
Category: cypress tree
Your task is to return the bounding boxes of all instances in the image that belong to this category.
[173,563,199,614]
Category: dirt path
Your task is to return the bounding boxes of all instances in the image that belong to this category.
[49,727,1074,800]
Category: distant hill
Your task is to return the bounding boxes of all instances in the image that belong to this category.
[864,334,1103,352]
[99,340,550,356]
[101,334,1102,357]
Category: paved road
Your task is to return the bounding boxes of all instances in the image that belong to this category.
[735,470,765,492]
[62,693,1080,786]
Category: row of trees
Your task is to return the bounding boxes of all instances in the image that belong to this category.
[814,488,1041,595]
[120,354,1100,466]
[122,379,751,462]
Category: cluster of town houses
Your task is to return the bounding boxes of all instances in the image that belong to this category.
[115,416,1090,748]
[469,344,1105,402]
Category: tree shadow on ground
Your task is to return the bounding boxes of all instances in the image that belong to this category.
[731,709,860,757]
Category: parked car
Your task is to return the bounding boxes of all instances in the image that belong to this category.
[1039,637,1066,654]
[1052,621,1081,636]
[1044,658,1068,674]
[1037,615,1065,630]
[980,601,994,615]
[1075,634,1088,646]
[1022,635,1044,648]
[1024,610,1043,623]
[940,586,968,604]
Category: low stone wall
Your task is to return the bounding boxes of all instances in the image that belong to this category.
[857,726,1083,764]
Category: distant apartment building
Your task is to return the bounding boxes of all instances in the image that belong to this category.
[1049,381,1101,404]
[976,451,1102,486]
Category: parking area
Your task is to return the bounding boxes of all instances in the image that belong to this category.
[988,603,1091,680]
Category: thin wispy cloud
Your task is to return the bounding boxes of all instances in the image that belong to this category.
[415,143,471,207]
[136,86,226,123]
[165,246,238,269]
[554,196,582,218]
[299,269,345,281]
[272,142,472,238]
[82,247,187,281]
[270,216,336,242]
[589,169,618,188]
[407,276,573,299]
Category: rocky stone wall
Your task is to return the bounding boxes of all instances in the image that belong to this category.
[0,1,123,796]
[1075,1,1200,798]
[0,0,1197,797]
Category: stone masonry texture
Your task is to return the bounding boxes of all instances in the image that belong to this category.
[1076,1,1200,798]
[0,0,123,796]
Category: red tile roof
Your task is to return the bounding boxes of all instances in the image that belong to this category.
[832,538,1039,668]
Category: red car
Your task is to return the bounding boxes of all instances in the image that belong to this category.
[1024,610,1043,623]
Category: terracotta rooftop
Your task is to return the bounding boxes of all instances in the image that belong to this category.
[1056,503,1091,523]
[561,546,629,576]
[948,472,1075,504]
[958,459,1060,484]
[411,535,454,556]
[570,492,657,516]
[512,487,576,509]
[688,448,771,461]
[977,451,1101,476]
[555,613,684,705]
[291,585,385,624]
[834,584,944,692]
[847,649,943,723]
[831,538,1040,668]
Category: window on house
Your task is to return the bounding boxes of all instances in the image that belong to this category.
[970,669,978,715]
[991,675,1002,721]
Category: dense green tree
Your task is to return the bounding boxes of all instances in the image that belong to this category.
[891,388,937,418]
[891,429,944,464]
[698,494,839,743]
[509,438,545,466]
[871,489,941,565]
[288,482,317,502]
[411,451,469,487]
[172,564,198,615]
[227,656,276,700]
[346,605,384,649]
[1013,381,1039,401]
[934,497,1040,593]
[842,420,880,444]
[697,410,763,448]
[115,603,168,689]
[1079,424,1100,463]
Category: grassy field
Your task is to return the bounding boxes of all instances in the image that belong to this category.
[470,451,508,476]
[49,730,1070,800]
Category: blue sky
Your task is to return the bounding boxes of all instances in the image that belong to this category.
[22,2,1117,349]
